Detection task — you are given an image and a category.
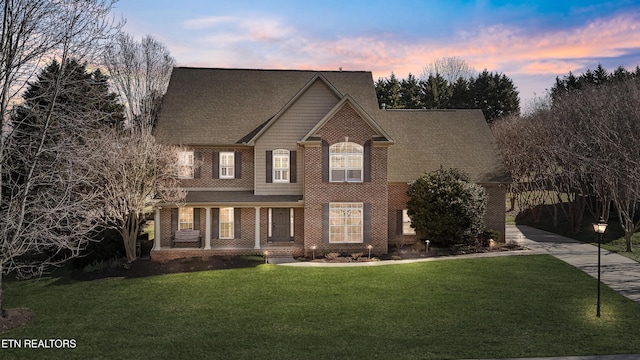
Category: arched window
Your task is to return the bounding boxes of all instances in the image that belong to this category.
[330,142,363,182]
[272,149,290,183]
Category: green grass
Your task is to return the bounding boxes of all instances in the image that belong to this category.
[3,256,640,359]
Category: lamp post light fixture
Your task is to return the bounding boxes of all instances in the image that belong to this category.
[264,250,269,264]
[425,240,430,254]
[310,245,317,260]
[592,217,608,317]
[367,244,373,259]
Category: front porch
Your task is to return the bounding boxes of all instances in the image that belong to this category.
[152,197,305,262]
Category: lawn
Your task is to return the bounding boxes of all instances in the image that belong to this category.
[2,255,640,359]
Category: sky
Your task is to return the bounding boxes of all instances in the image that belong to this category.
[111,0,640,110]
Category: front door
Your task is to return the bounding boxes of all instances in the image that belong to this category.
[272,208,290,242]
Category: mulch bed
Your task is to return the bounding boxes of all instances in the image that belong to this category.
[0,308,34,334]
[70,255,263,281]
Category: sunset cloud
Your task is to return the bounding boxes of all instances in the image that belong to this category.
[118,1,640,107]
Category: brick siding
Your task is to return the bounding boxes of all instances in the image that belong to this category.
[303,102,389,255]
[179,147,254,189]
[387,182,507,245]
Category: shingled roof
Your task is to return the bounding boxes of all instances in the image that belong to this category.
[377,109,511,184]
[155,67,511,184]
[154,67,380,145]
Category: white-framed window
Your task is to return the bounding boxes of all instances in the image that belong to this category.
[402,209,416,235]
[330,142,363,182]
[273,149,290,183]
[178,207,194,230]
[329,202,363,243]
[178,151,194,179]
[220,152,235,179]
[219,207,234,239]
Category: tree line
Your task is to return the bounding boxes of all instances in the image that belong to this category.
[492,64,640,253]
[375,64,520,123]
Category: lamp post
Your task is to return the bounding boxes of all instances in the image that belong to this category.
[592,217,608,317]
[367,244,373,259]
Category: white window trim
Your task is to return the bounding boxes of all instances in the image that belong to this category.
[219,152,235,179]
[329,142,363,183]
[402,209,416,235]
[273,149,290,183]
[329,202,363,243]
[219,207,234,239]
[178,151,194,179]
[178,207,194,230]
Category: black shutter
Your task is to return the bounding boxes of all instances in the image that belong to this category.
[212,208,219,239]
[266,150,273,183]
[171,208,178,236]
[363,140,372,182]
[234,208,241,239]
[396,209,403,235]
[290,151,297,183]
[193,208,200,230]
[235,151,242,179]
[322,140,329,182]
[212,152,219,179]
[364,203,372,243]
[322,203,329,243]
[194,151,202,178]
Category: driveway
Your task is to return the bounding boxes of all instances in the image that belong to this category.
[507,225,640,304]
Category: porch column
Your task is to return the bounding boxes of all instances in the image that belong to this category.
[205,207,212,250]
[154,207,161,250]
[254,207,261,249]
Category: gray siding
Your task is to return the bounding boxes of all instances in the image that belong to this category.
[255,80,339,195]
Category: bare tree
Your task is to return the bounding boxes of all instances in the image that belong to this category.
[421,56,476,84]
[92,129,185,262]
[0,0,121,316]
[103,33,175,132]
[494,76,640,251]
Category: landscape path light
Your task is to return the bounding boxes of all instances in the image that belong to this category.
[592,217,608,317]
[310,245,317,260]
[425,240,430,254]
[367,244,373,259]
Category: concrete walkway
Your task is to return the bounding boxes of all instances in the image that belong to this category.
[506,225,640,304]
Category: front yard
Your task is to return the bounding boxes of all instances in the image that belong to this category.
[2,255,640,359]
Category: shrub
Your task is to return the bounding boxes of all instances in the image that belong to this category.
[324,252,341,261]
[350,253,363,261]
[72,227,125,269]
[407,167,487,246]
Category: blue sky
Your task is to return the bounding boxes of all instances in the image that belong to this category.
[112,0,640,109]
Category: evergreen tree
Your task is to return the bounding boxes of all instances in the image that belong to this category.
[375,68,520,122]
[400,73,421,108]
[13,58,124,133]
[406,167,487,246]
[550,63,640,102]
[470,70,520,123]
[419,74,450,109]
[448,77,472,108]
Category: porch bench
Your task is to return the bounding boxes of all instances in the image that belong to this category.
[171,229,202,248]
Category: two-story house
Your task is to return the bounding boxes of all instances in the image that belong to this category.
[151,68,511,261]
